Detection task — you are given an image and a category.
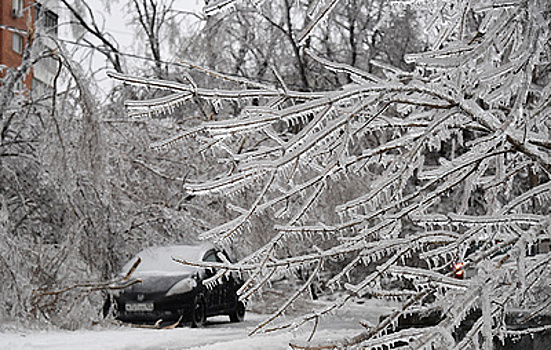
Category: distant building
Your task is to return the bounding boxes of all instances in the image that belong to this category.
[0,0,59,93]
[33,0,59,95]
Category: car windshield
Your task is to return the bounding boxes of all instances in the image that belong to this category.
[122,245,206,276]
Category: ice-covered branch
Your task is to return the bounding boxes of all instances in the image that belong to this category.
[200,171,276,241]
[250,258,323,335]
[297,0,340,46]
[109,0,551,347]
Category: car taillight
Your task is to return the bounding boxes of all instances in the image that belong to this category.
[454,262,464,279]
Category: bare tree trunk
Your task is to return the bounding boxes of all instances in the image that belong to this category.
[283,0,309,90]
[132,0,175,78]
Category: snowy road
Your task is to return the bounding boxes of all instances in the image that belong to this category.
[1,300,395,350]
[4,314,285,350]
[0,311,369,349]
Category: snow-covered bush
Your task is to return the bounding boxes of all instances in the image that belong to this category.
[111,0,551,348]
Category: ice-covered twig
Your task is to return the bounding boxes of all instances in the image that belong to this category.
[250,258,323,335]
[297,0,340,46]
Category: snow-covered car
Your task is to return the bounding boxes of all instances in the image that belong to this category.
[111,244,245,327]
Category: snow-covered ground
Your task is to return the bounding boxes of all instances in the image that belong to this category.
[1,300,395,350]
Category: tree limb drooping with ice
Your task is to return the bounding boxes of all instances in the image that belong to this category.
[112,0,551,348]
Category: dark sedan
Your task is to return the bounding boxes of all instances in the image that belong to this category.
[111,244,245,327]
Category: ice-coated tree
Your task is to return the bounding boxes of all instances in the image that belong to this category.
[111,0,551,348]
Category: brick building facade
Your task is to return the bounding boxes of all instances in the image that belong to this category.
[0,0,58,92]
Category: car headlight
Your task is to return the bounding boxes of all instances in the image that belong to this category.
[166,278,197,296]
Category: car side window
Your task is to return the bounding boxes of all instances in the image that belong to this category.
[203,250,222,263]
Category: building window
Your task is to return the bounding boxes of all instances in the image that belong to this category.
[36,4,59,35]
[14,79,23,94]
[13,33,24,54]
[12,0,24,17]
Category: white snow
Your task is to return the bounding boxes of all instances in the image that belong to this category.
[121,244,215,275]
[1,301,395,350]
[0,314,340,350]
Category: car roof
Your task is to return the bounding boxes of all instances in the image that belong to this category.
[122,243,217,275]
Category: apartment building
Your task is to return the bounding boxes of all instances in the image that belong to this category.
[0,0,59,93]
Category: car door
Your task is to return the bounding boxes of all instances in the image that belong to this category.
[202,249,226,315]
[217,251,242,311]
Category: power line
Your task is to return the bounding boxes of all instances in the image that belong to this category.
[1,24,184,69]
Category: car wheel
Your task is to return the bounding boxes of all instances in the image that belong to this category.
[229,300,245,322]
[191,296,206,328]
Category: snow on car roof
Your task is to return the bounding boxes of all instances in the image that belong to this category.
[122,243,215,275]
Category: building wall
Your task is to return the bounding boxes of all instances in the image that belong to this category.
[32,0,59,92]
[0,0,36,90]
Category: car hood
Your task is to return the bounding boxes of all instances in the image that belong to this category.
[121,272,195,294]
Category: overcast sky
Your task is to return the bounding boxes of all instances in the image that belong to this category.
[89,0,202,48]
[78,0,203,52]
[59,0,204,94]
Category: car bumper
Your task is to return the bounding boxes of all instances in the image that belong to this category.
[114,292,195,323]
